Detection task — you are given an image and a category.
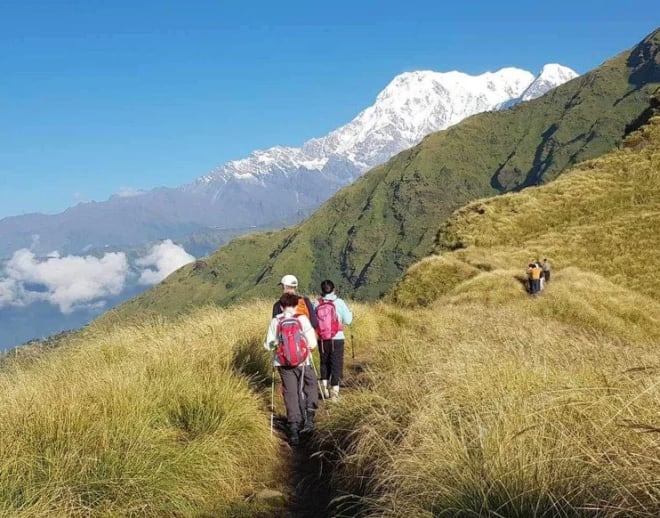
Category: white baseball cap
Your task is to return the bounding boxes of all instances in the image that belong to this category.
[279,274,298,287]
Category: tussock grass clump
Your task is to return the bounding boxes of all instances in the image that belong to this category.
[389,255,481,307]
[0,302,278,516]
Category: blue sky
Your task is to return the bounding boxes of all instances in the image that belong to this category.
[1,0,658,219]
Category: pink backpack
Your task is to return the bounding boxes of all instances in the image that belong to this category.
[276,314,309,367]
[316,298,342,340]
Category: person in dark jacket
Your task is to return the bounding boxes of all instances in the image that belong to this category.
[272,274,318,330]
[541,258,551,283]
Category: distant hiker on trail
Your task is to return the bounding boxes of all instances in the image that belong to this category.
[272,274,319,331]
[265,292,319,446]
[541,258,551,283]
[527,263,542,295]
[314,279,353,403]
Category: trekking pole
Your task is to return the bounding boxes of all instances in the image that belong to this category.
[351,329,355,365]
[270,365,275,436]
[311,352,325,402]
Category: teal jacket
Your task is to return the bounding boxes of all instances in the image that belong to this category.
[313,293,353,340]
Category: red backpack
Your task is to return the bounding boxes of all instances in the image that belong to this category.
[316,298,342,340]
[276,314,310,367]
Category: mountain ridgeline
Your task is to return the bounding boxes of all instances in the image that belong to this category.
[104,28,660,322]
[390,84,660,307]
[0,66,572,259]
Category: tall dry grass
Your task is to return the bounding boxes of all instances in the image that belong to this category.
[0,301,279,516]
[391,116,660,309]
[317,272,660,517]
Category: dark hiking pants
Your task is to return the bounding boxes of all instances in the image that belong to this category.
[279,364,319,425]
[319,339,345,387]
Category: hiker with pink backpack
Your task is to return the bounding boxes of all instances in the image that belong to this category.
[265,292,319,446]
[314,280,353,403]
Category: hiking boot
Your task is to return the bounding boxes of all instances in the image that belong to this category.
[330,387,340,403]
[301,410,315,433]
[289,423,300,446]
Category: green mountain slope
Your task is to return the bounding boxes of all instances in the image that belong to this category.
[105,28,660,322]
[319,101,660,517]
[391,88,660,308]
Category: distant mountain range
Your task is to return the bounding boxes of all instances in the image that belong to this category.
[0,63,577,351]
[0,65,576,259]
[102,28,660,322]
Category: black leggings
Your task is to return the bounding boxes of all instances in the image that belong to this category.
[319,339,344,386]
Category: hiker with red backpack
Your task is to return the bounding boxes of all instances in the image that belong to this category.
[314,279,353,403]
[265,292,319,446]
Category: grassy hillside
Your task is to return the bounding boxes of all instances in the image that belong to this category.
[0,304,281,516]
[390,90,660,307]
[318,285,660,517]
[3,106,660,517]
[102,28,660,324]
[5,286,659,516]
[312,103,660,517]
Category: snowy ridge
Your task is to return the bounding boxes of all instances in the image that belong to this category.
[520,64,579,101]
[0,61,581,309]
[196,64,577,188]
[308,67,535,169]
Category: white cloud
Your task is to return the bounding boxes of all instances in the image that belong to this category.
[0,240,195,315]
[136,240,195,285]
[0,278,21,307]
[1,249,129,314]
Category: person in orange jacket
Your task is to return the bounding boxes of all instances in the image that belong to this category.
[527,263,542,295]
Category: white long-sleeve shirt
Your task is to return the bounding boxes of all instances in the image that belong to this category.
[264,309,317,367]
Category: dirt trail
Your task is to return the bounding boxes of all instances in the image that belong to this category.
[281,420,336,517]
[266,362,368,517]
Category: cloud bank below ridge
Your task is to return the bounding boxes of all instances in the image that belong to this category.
[0,240,194,314]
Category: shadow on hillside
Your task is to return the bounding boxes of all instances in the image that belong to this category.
[231,337,271,388]
[515,274,531,294]
[280,417,369,517]
[627,30,660,88]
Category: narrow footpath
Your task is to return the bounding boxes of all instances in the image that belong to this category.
[260,362,368,518]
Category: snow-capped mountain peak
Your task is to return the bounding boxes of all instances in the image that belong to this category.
[197,64,578,190]
[540,63,579,81]
[520,63,579,101]
[323,67,537,165]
